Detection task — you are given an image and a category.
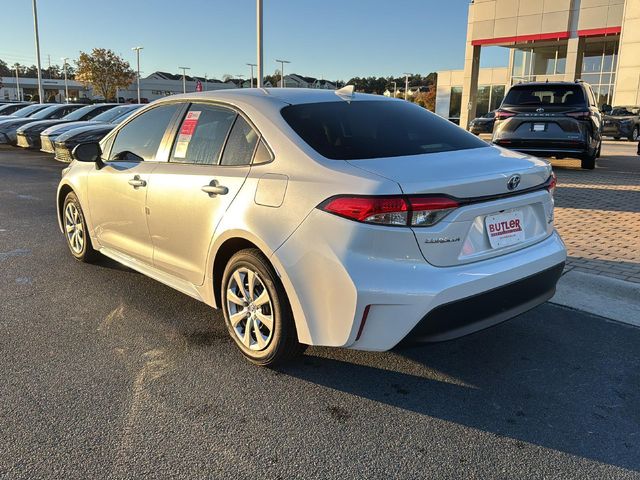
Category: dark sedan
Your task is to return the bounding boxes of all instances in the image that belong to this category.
[602,106,639,141]
[53,105,143,162]
[40,104,141,153]
[469,111,495,135]
[15,104,117,149]
[0,104,84,145]
[0,102,32,116]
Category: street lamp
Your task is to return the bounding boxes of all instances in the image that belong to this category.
[61,57,69,103]
[403,73,411,101]
[391,81,397,98]
[256,0,263,87]
[246,63,257,88]
[13,64,21,101]
[204,73,208,91]
[179,66,191,93]
[132,46,143,104]
[32,0,44,103]
[275,59,290,88]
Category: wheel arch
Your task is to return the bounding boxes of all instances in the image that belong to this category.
[207,230,312,345]
[56,183,75,233]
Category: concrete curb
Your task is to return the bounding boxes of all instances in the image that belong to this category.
[550,270,640,327]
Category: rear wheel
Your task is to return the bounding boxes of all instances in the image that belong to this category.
[580,150,597,170]
[629,127,639,142]
[63,192,99,263]
[221,248,306,366]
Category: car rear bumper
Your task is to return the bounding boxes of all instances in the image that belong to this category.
[273,207,567,351]
[492,138,588,157]
[402,262,564,343]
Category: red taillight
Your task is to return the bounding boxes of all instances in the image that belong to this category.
[547,171,557,197]
[565,111,591,119]
[495,109,516,121]
[320,195,459,227]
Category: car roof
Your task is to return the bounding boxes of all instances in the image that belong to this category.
[154,87,389,107]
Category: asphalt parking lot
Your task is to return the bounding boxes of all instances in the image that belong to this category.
[1,145,639,479]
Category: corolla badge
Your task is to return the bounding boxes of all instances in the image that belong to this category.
[507,174,521,190]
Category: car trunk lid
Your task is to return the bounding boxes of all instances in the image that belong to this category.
[347,146,554,267]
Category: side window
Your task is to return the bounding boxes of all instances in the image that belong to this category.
[84,105,112,120]
[220,116,259,166]
[51,107,73,119]
[252,139,273,165]
[109,104,180,162]
[170,104,236,165]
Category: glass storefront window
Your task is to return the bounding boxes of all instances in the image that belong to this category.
[511,43,567,83]
[490,85,505,111]
[449,86,462,119]
[580,38,619,108]
[476,85,491,116]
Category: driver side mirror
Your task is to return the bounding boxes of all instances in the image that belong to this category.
[72,142,103,168]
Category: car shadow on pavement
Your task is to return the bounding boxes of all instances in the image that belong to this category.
[280,304,640,472]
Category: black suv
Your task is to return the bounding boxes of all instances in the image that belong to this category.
[492,81,602,169]
[602,105,639,141]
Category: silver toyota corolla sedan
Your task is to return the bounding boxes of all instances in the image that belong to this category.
[57,88,566,366]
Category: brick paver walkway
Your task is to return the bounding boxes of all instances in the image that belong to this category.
[552,152,640,284]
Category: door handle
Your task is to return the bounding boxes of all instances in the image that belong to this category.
[201,181,229,196]
[128,175,147,188]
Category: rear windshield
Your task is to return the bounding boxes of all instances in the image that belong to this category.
[503,85,585,107]
[280,100,486,160]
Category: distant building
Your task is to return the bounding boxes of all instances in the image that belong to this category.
[277,74,336,89]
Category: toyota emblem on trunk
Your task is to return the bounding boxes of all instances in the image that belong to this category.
[507,175,521,190]
[536,107,545,113]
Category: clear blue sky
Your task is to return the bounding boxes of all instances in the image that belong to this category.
[0,0,508,80]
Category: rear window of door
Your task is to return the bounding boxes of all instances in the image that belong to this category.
[170,103,236,165]
[109,103,181,161]
[219,116,260,166]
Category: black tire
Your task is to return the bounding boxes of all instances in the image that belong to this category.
[62,192,99,263]
[221,248,306,366]
[629,127,639,142]
[580,151,597,170]
[614,136,620,140]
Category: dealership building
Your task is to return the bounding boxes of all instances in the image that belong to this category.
[436,0,640,128]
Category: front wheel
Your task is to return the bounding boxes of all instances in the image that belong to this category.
[63,192,99,263]
[629,127,639,142]
[221,248,306,366]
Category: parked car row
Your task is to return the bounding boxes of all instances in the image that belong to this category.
[0,102,143,161]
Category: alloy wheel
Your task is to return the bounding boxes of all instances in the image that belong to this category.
[226,267,274,351]
[64,202,84,254]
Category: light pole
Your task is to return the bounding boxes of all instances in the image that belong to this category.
[14,64,21,101]
[391,81,397,98]
[61,57,69,103]
[32,0,44,103]
[132,46,143,104]
[204,73,208,91]
[179,67,191,93]
[246,63,257,88]
[256,0,263,87]
[403,73,411,101]
[275,59,290,88]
